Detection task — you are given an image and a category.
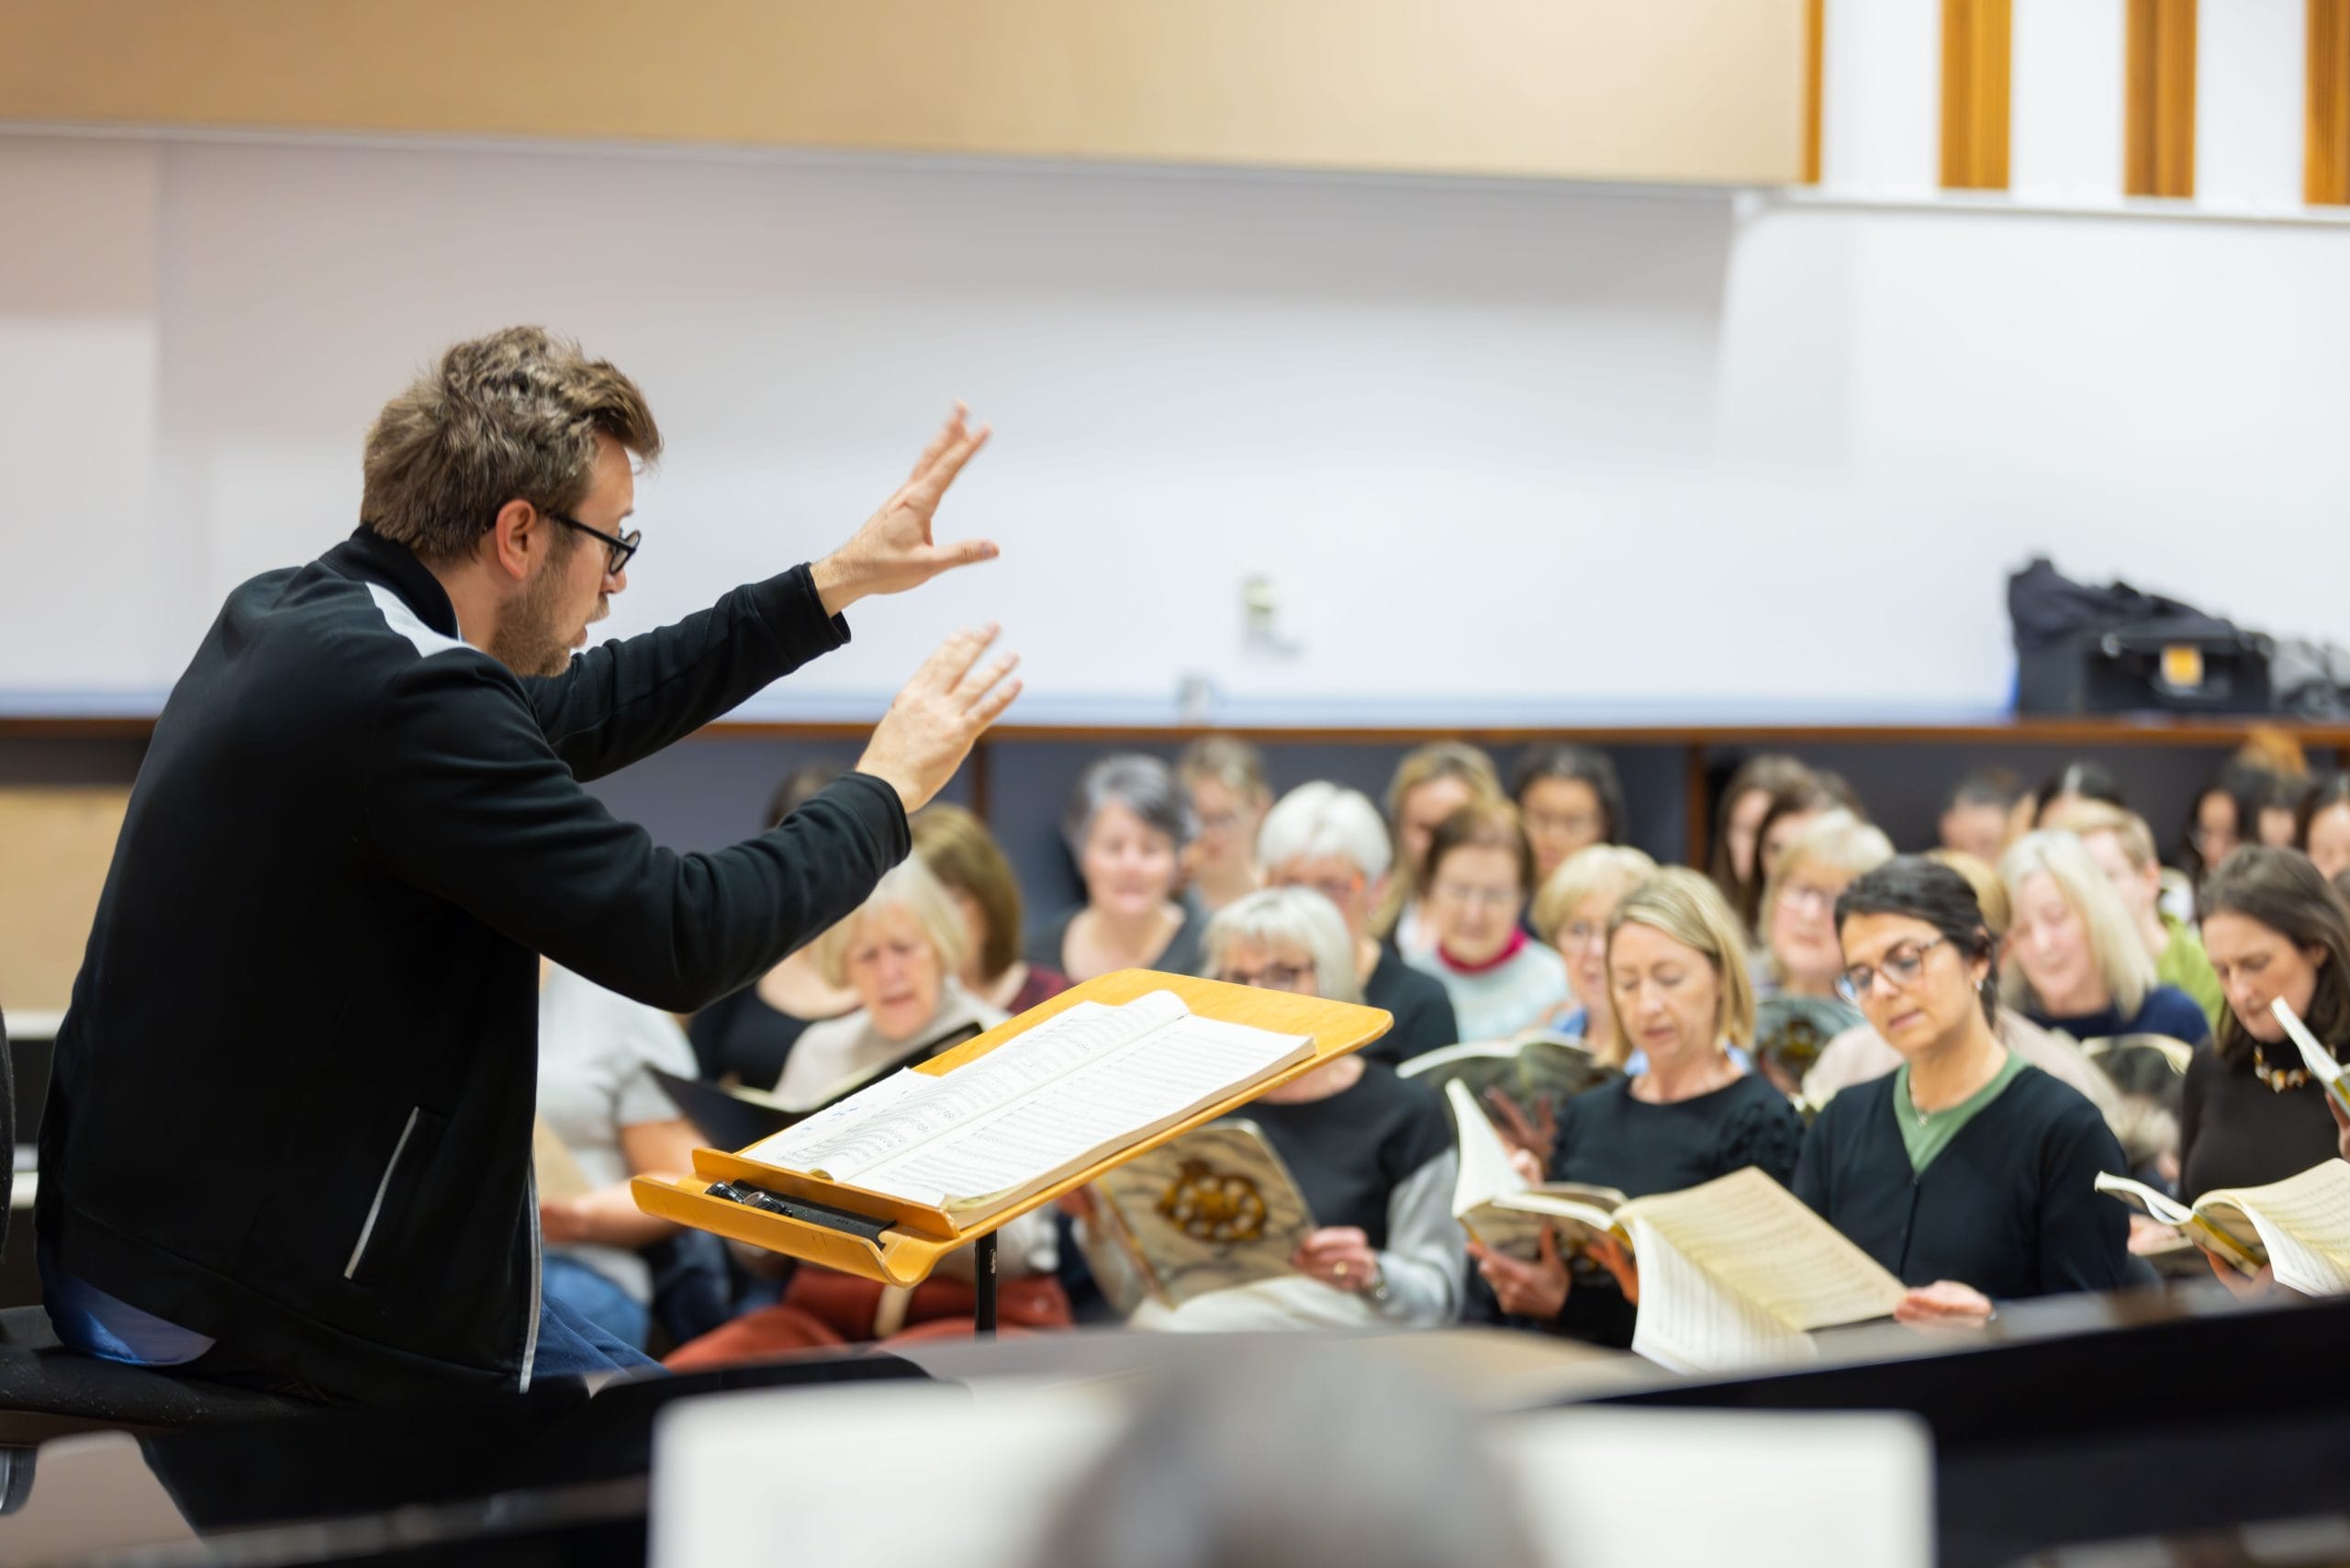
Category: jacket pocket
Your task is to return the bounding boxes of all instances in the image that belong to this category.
[345,1105,450,1285]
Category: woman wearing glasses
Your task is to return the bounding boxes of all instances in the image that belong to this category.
[1795,857,2132,1328]
[1404,801,1571,1041]
[1114,888,1465,1330]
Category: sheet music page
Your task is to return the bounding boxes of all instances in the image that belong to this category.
[1626,1217,1818,1374]
[742,1070,930,1170]
[1627,1168,1907,1331]
[2229,1160,2350,1297]
[2093,1171,2198,1227]
[1447,1078,1529,1215]
[848,1012,1313,1209]
[749,993,1187,1179]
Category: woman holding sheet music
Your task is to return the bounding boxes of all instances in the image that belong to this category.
[2184,848,2350,1200]
[1119,888,1465,1331]
[1795,858,2132,1326]
[1472,869,1803,1347]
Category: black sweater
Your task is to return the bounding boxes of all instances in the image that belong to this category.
[39,529,908,1402]
[1793,1066,2132,1299]
[1243,1064,1453,1248]
[1538,1073,1805,1346]
[2180,1043,2344,1201]
[1360,951,1460,1066]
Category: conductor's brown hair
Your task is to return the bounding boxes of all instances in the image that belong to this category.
[362,326,661,563]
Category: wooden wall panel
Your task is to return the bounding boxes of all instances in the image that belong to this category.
[2126,0,2199,196]
[2311,0,2350,202]
[1805,0,1827,184]
[1941,0,2013,189]
[0,0,1810,186]
[0,788,127,1016]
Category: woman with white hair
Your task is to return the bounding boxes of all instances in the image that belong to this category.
[1122,888,1464,1331]
[1027,753,1206,983]
[778,857,1009,1104]
[1257,781,1460,1062]
[2000,831,2211,1047]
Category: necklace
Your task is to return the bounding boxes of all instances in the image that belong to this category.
[2252,1044,2311,1093]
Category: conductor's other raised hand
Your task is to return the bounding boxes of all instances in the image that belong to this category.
[812,404,1001,616]
[857,625,1022,813]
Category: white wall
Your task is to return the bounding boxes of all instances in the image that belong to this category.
[4,132,2348,723]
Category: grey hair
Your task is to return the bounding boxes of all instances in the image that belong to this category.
[1062,754,1195,859]
[1255,781,1393,882]
[1202,888,1363,1005]
[811,856,972,991]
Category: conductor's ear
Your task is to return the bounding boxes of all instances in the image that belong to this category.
[487,500,543,583]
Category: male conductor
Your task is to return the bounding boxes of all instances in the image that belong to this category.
[37,326,1020,1400]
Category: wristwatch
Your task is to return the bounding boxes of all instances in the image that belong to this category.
[1365,1259,1391,1305]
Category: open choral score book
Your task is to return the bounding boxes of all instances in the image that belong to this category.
[2096,1160,2350,1295]
[736,989,1315,1225]
[1447,1079,1626,1260]
[1448,1081,1905,1372]
[1077,1121,1315,1315]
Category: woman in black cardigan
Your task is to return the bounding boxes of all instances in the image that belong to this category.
[1796,857,2132,1328]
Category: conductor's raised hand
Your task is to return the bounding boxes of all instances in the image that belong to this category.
[812,404,1001,616]
[856,625,1022,813]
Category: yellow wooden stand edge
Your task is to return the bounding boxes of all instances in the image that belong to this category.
[632,969,1392,1287]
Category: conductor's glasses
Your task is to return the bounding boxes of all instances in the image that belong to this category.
[1836,936,1948,1005]
[552,511,642,576]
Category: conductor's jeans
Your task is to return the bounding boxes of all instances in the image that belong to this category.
[532,1290,666,1382]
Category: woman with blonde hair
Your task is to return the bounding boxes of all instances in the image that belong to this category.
[1529,844,1659,1067]
[1374,743,1503,955]
[1470,868,1804,1347]
[1999,831,2210,1047]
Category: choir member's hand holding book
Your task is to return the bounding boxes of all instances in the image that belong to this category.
[1449,1081,1908,1371]
[2095,1160,2350,1296]
[1447,1079,1626,1260]
[739,989,1315,1222]
[1070,1121,1315,1314]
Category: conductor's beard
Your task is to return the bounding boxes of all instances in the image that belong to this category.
[489,555,589,679]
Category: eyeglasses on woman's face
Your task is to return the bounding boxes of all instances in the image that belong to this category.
[1836,936,1949,1004]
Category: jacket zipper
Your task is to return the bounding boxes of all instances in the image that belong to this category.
[518,1165,542,1392]
[345,1106,422,1280]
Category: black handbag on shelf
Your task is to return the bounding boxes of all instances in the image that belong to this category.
[2009,557,2273,716]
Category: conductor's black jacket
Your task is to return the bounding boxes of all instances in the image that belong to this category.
[39,527,909,1401]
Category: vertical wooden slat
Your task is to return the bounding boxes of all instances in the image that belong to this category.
[1941,0,2013,188]
[2311,0,2350,203]
[1804,0,1826,184]
[1683,745,1713,874]
[2126,0,2199,196]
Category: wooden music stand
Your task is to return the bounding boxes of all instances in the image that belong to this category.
[632,969,1393,1333]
